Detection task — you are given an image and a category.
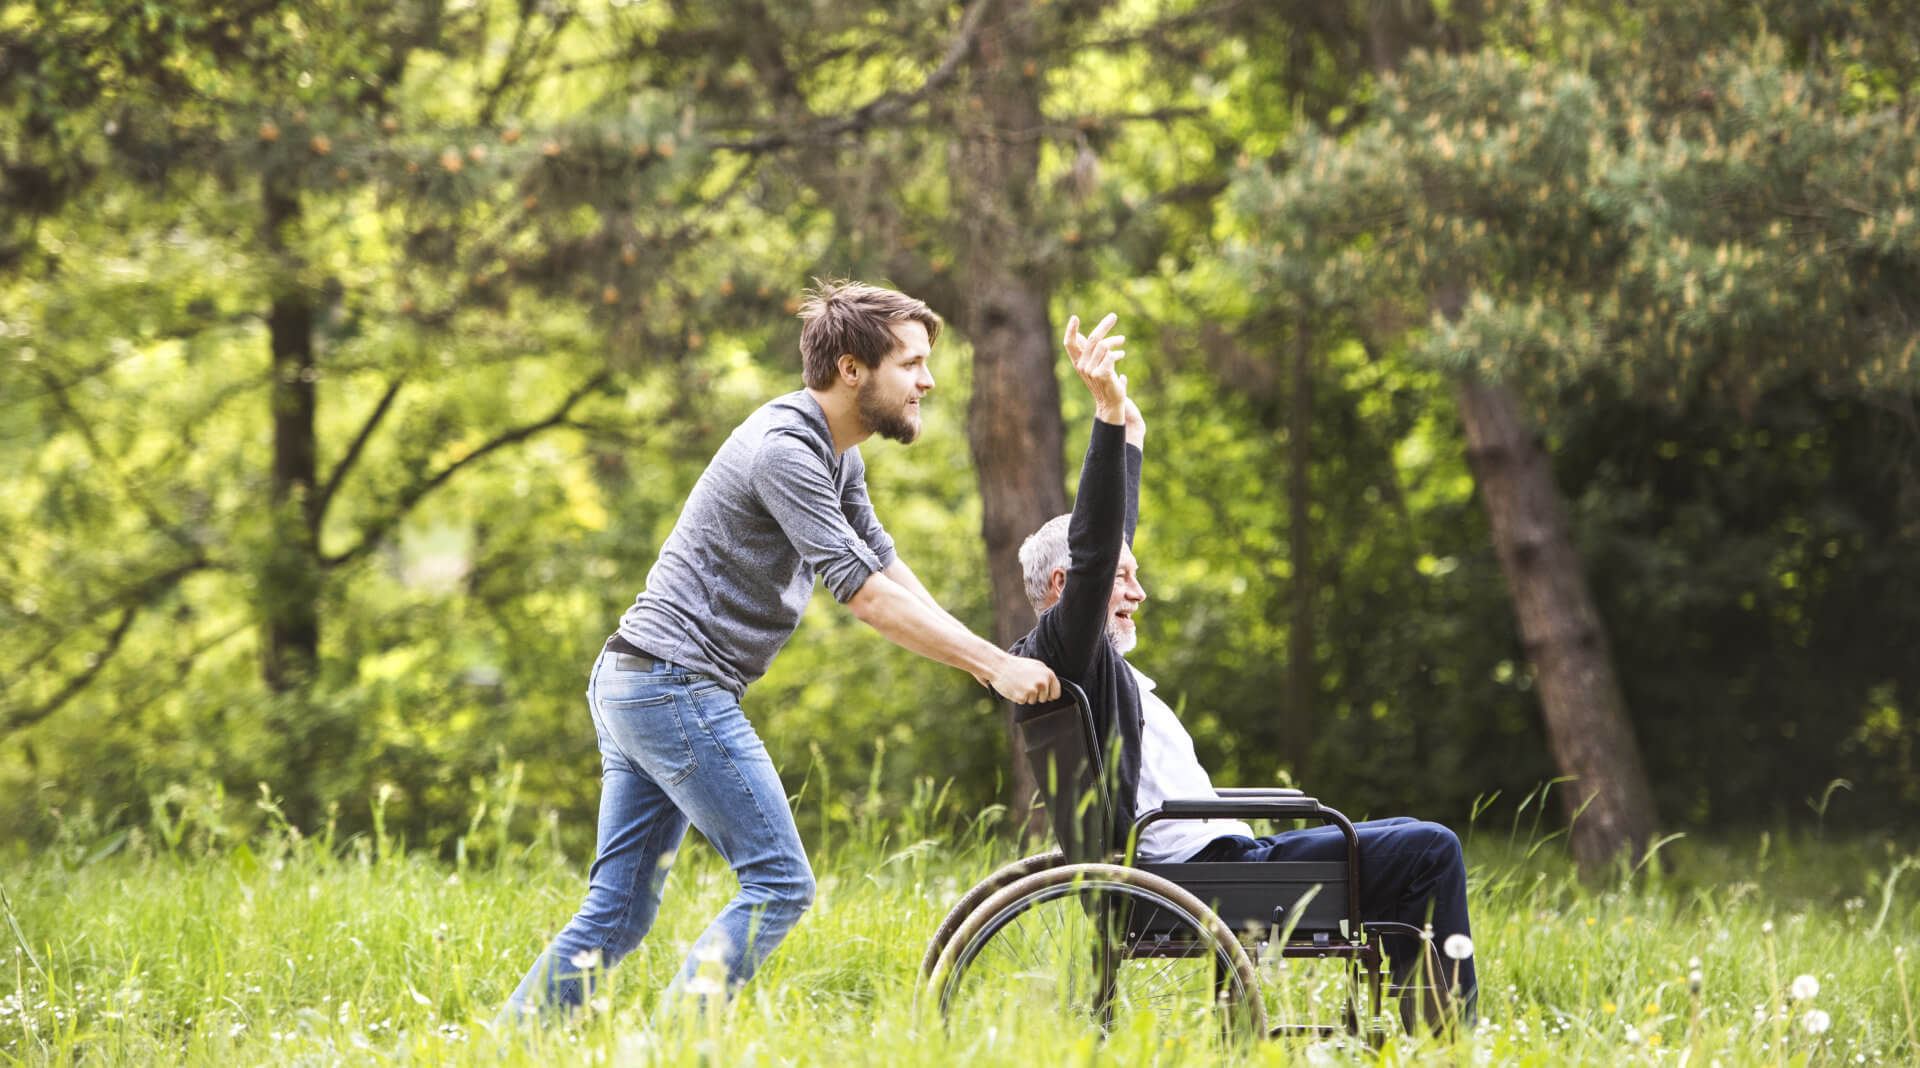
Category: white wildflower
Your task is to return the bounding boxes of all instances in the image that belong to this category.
[681,974,725,998]
[1444,934,1474,960]
[1791,974,1820,1001]
[569,948,603,971]
[1802,1008,1831,1035]
[1762,920,1774,934]
[691,932,732,964]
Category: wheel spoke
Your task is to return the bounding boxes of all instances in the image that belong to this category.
[940,872,1262,1040]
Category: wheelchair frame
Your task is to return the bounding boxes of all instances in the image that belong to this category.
[919,681,1447,1041]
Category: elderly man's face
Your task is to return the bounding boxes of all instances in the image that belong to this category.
[1105,544,1147,653]
[1041,542,1147,652]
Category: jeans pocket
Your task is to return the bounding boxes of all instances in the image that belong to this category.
[597,688,699,786]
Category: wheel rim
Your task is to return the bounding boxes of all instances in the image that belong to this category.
[937,876,1258,1040]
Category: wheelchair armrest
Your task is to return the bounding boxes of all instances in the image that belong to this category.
[1214,787,1305,798]
[1157,796,1322,820]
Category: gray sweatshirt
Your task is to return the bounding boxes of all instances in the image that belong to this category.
[616,391,896,696]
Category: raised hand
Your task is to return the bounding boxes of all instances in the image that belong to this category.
[1062,312,1127,423]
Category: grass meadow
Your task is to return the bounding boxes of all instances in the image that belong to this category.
[2,778,1916,1067]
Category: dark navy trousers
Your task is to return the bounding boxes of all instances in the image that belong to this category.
[1192,816,1477,1017]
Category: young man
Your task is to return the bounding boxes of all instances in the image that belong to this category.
[503,281,1059,1018]
[1013,315,1477,1022]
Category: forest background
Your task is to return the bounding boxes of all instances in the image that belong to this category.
[4,0,1919,871]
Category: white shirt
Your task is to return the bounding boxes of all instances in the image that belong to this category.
[1130,665,1255,862]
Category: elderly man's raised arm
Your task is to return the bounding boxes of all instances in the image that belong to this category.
[1025,315,1132,682]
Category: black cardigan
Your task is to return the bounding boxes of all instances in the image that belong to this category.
[1011,417,1143,854]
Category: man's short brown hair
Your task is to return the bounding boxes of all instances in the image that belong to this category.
[797,281,943,389]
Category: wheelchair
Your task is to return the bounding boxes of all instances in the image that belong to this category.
[919,681,1454,1042]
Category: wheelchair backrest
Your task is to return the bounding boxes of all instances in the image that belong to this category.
[1015,680,1119,863]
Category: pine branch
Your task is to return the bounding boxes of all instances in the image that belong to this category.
[713,0,1000,153]
[11,559,212,680]
[3,605,141,735]
[319,372,613,568]
[317,377,406,520]
[27,360,200,552]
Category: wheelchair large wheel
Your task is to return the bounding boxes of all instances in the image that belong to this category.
[927,863,1266,1041]
[918,849,1066,980]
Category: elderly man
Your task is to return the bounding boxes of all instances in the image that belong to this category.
[1012,315,1476,1023]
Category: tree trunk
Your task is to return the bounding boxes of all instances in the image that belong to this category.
[262,181,321,694]
[263,178,352,827]
[952,0,1069,837]
[963,282,1068,652]
[1452,378,1660,871]
[1371,0,1657,873]
[1284,319,1315,778]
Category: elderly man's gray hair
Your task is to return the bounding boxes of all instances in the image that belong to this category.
[1018,513,1074,613]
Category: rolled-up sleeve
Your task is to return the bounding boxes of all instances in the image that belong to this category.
[753,432,888,603]
[839,447,897,572]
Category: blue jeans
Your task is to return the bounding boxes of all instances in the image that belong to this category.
[1193,817,1477,1019]
[503,651,815,1017]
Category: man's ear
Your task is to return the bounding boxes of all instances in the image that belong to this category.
[836,353,862,387]
[1049,568,1067,600]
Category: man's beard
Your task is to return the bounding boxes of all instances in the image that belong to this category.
[1107,619,1136,655]
[857,378,921,444]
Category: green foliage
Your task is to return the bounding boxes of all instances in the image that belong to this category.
[5,0,1920,855]
[1225,0,1920,828]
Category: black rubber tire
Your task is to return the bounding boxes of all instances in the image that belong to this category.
[918,850,1066,981]
[926,862,1267,1041]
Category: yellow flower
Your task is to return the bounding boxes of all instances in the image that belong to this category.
[1646,1002,1660,1015]
[1586,916,1598,926]
[1603,1002,1618,1015]
[1648,1034,1663,1047]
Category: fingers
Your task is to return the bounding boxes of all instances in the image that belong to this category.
[1043,671,1060,702]
[1084,312,1118,350]
[1062,315,1080,358]
[1090,334,1126,380]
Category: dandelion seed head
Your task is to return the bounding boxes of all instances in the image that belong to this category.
[570,948,603,970]
[682,974,725,998]
[1802,1008,1831,1035]
[1791,974,1820,1001]
[1444,934,1474,960]
[1689,968,1704,993]
[1762,920,1774,934]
